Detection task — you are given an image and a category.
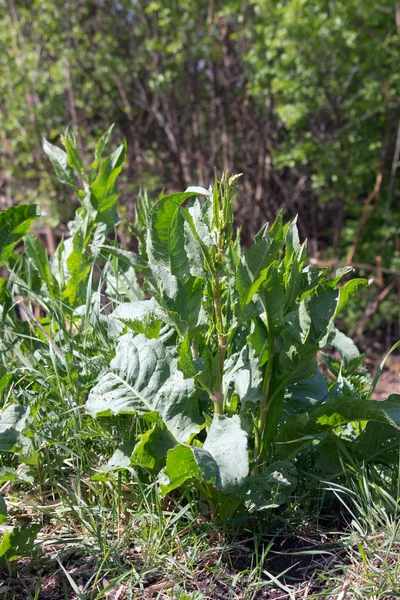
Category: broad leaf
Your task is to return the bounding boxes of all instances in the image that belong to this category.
[96,442,135,476]
[277,394,400,459]
[223,348,263,407]
[160,415,248,494]
[202,415,249,490]
[146,192,197,277]
[159,444,217,495]
[133,426,176,470]
[284,370,329,416]
[86,333,203,443]
[236,237,280,311]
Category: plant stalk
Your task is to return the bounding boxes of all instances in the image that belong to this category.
[211,273,227,415]
[253,334,276,468]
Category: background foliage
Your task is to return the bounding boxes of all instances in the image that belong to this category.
[1,0,400,340]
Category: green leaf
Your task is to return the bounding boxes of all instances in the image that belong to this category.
[0,205,39,266]
[133,426,176,470]
[43,139,77,188]
[105,263,144,302]
[111,299,162,338]
[354,422,400,463]
[0,374,13,394]
[0,468,33,485]
[0,524,41,566]
[24,232,57,294]
[178,332,197,378]
[223,348,263,406]
[159,444,215,495]
[284,370,329,416]
[247,318,269,366]
[202,415,249,490]
[0,496,6,525]
[277,394,400,460]
[96,442,135,476]
[245,461,297,512]
[63,230,90,306]
[146,192,197,277]
[0,405,31,454]
[236,238,277,311]
[284,241,307,310]
[335,278,368,317]
[92,124,114,170]
[64,132,85,176]
[308,289,338,340]
[100,246,180,302]
[90,139,127,213]
[92,124,115,171]
[331,329,360,360]
[160,415,248,495]
[283,217,300,268]
[259,268,285,333]
[279,335,317,385]
[86,333,203,443]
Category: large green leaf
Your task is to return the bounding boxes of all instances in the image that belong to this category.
[236,237,279,312]
[277,394,400,459]
[331,329,360,360]
[86,333,203,443]
[110,299,162,338]
[159,444,217,495]
[160,415,248,494]
[223,348,263,407]
[0,205,39,267]
[96,442,135,475]
[133,426,176,470]
[202,415,249,490]
[146,192,197,277]
[100,246,180,302]
[284,370,329,416]
[259,268,285,333]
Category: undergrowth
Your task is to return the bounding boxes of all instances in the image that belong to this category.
[0,129,399,599]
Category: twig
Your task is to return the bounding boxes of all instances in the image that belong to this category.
[345,172,383,265]
[349,279,397,338]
